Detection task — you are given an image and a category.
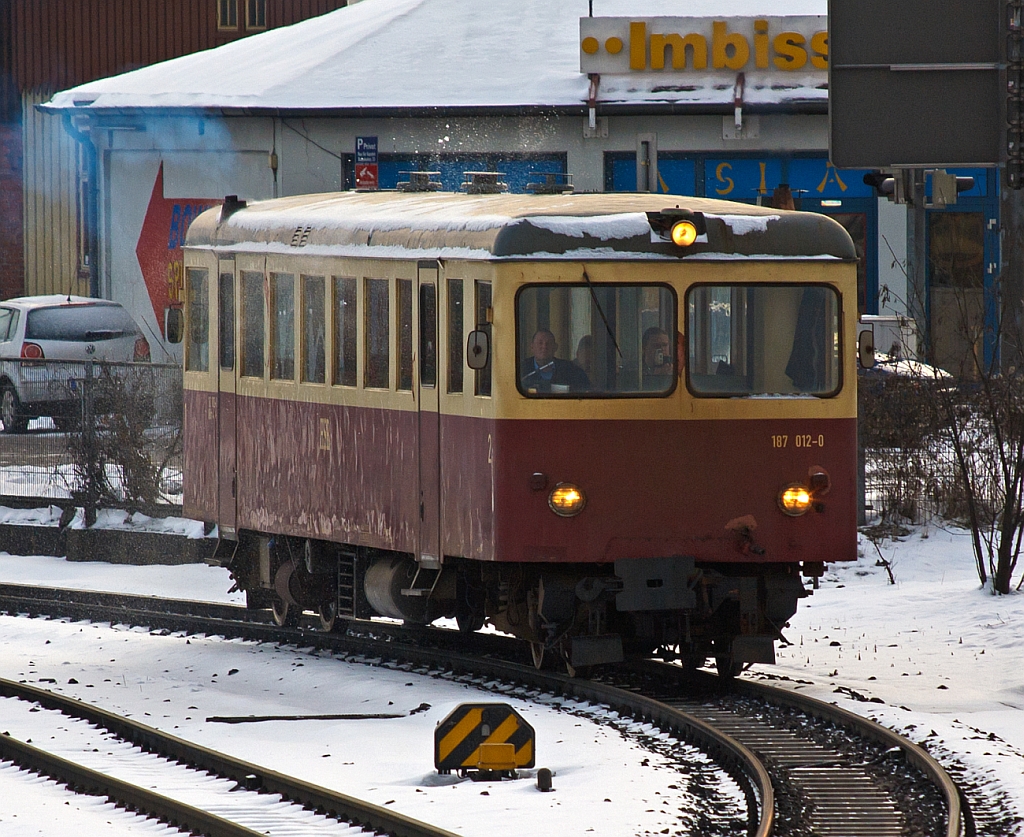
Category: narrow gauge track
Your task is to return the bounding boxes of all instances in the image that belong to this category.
[0,681,458,837]
[0,583,969,837]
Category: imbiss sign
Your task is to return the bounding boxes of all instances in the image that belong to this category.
[579,16,827,76]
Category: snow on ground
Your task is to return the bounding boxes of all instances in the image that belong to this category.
[2,521,1024,834]
[0,553,742,837]
[753,523,1024,832]
[0,762,181,836]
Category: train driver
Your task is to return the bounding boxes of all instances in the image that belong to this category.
[642,327,674,391]
[520,328,590,393]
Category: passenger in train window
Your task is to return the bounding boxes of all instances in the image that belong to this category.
[641,327,674,391]
[520,328,590,393]
[573,334,594,381]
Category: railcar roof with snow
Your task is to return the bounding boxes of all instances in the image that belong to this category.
[184,191,857,261]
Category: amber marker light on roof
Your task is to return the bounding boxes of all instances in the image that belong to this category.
[646,208,707,250]
[549,483,586,517]
[670,220,699,247]
[778,483,812,516]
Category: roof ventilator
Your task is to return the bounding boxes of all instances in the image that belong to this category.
[397,171,443,192]
[526,172,574,195]
[461,171,508,194]
[220,195,247,222]
[290,225,313,247]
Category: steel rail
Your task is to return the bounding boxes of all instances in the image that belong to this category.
[729,676,966,837]
[0,676,461,837]
[0,732,267,837]
[0,584,773,837]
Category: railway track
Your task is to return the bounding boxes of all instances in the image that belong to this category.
[0,678,459,837]
[0,582,970,837]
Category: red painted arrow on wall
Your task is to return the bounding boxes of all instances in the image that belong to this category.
[135,164,218,333]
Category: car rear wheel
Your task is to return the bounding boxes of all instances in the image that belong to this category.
[0,386,28,434]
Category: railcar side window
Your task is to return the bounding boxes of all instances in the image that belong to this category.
[302,275,325,384]
[365,278,390,389]
[516,284,675,397]
[333,277,357,387]
[687,284,841,397]
[420,283,437,387]
[185,267,209,372]
[397,279,413,391]
[475,281,492,396]
[271,273,295,380]
[219,272,234,370]
[241,270,264,378]
[447,279,463,393]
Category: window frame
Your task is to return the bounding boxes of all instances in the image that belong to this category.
[0,307,19,342]
[240,270,265,379]
[270,272,296,381]
[685,281,843,399]
[332,276,358,387]
[185,267,210,373]
[245,0,266,30]
[218,271,234,371]
[217,0,239,30]
[364,277,391,390]
[301,274,326,385]
[513,281,678,399]
[447,278,464,394]
[475,281,492,397]
[397,278,414,391]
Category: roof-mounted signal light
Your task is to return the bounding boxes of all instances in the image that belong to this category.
[646,208,707,250]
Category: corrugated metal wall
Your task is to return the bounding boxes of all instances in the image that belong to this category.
[9,0,348,91]
[4,0,348,300]
[22,90,85,297]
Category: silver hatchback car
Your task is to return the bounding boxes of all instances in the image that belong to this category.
[0,295,151,433]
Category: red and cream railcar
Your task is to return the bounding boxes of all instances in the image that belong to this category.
[181,190,858,675]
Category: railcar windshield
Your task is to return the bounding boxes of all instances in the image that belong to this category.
[517,284,676,397]
[687,284,841,397]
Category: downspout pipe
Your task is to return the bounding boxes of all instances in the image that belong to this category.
[588,73,600,131]
[60,111,99,299]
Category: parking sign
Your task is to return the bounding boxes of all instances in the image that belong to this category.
[356,136,378,190]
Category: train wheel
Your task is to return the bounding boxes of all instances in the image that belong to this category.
[455,603,485,634]
[530,641,545,670]
[715,655,743,679]
[271,597,300,628]
[318,600,338,633]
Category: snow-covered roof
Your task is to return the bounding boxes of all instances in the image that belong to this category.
[184,190,856,261]
[44,0,827,115]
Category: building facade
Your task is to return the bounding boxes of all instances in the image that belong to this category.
[41,1,1000,367]
[0,0,348,301]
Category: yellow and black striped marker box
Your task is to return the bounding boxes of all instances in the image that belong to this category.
[434,703,535,774]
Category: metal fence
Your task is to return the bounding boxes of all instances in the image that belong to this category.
[0,359,991,529]
[859,373,1002,527]
[0,360,181,514]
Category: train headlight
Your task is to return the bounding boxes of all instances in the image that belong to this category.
[778,483,812,516]
[549,483,586,517]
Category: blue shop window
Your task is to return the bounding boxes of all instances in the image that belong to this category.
[378,154,567,193]
[606,153,696,195]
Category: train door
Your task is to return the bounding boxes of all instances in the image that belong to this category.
[417,261,441,567]
[217,260,237,532]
